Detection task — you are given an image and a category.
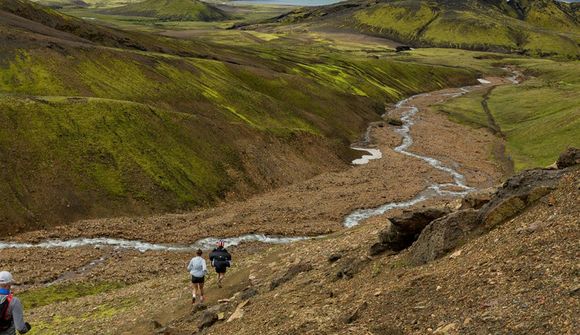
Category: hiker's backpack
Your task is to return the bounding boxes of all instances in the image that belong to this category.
[0,294,13,331]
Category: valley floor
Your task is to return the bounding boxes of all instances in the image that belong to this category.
[1,75,523,334]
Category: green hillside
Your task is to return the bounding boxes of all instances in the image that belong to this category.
[101,0,229,21]
[259,0,580,58]
[32,0,88,8]
[434,55,580,171]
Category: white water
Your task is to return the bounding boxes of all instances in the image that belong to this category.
[0,84,483,252]
[0,234,312,252]
[351,147,382,165]
[478,79,492,84]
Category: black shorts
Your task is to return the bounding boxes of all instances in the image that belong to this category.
[191,275,205,284]
[215,266,227,274]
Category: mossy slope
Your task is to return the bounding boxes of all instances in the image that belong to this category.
[263,0,580,58]
[101,0,229,21]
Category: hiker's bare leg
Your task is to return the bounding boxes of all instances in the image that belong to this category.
[199,283,205,303]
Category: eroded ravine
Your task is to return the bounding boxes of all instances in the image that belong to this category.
[0,78,514,252]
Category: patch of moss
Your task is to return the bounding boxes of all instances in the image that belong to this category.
[19,281,125,309]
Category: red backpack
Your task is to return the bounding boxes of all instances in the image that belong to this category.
[0,294,13,331]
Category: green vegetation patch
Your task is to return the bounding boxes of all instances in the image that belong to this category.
[101,0,229,21]
[487,63,580,170]
[436,58,580,171]
[435,90,489,129]
[19,281,125,309]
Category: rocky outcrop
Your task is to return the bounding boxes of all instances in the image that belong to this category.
[369,208,450,255]
[556,147,579,169]
[409,167,570,265]
[408,209,480,265]
[459,187,495,210]
[477,169,565,228]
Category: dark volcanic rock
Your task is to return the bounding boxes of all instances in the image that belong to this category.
[198,310,219,330]
[478,169,564,228]
[409,168,566,265]
[386,117,404,126]
[408,209,480,265]
[328,253,342,263]
[240,287,258,300]
[370,208,450,255]
[556,147,579,169]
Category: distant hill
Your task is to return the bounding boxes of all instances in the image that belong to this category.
[32,0,88,9]
[101,0,230,21]
[254,0,580,57]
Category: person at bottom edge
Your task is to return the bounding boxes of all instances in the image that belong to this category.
[187,249,207,304]
[0,271,31,335]
[209,240,232,288]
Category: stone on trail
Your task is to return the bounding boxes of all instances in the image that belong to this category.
[479,169,564,228]
[327,253,342,263]
[198,310,218,330]
[342,301,368,324]
[240,287,258,300]
[227,300,249,323]
[192,304,207,313]
[433,322,458,334]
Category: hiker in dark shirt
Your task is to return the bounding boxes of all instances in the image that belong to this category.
[0,272,31,335]
[209,241,232,288]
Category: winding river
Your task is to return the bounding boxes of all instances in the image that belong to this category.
[0,79,502,252]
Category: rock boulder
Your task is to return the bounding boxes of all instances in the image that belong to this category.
[556,147,579,169]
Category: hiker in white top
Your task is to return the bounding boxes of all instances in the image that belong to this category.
[187,249,207,304]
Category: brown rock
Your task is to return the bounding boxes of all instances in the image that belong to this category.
[386,117,403,126]
[408,209,480,265]
[433,322,457,334]
[460,188,495,210]
[370,208,450,255]
[343,301,368,324]
[198,310,218,330]
[479,169,563,228]
[556,147,579,169]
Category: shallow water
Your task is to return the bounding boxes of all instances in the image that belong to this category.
[351,147,382,165]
